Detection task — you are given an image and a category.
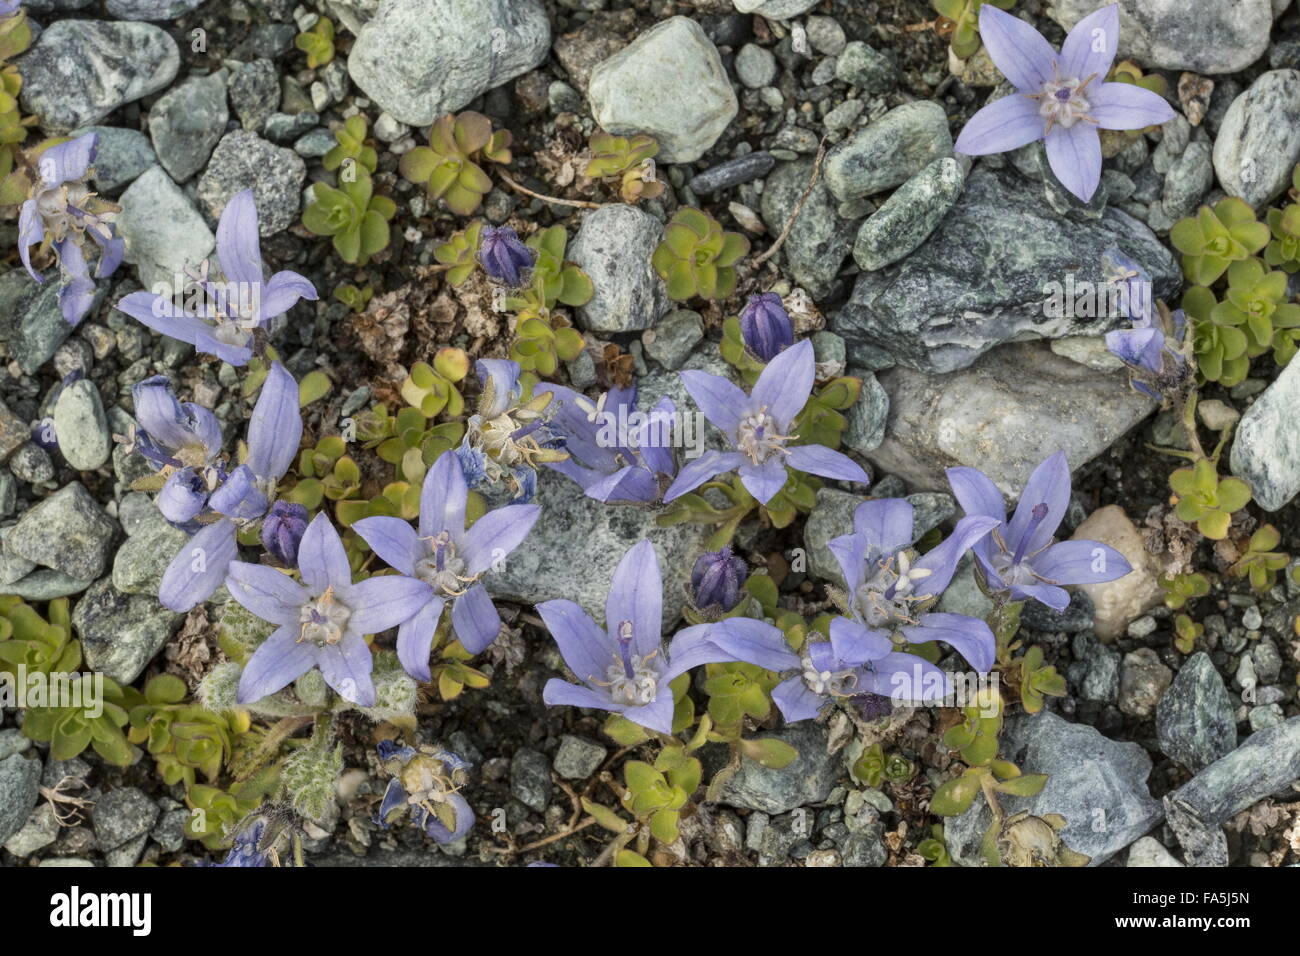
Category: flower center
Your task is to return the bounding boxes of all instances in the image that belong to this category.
[298,586,351,646]
[801,654,859,698]
[1032,70,1097,133]
[854,551,932,628]
[736,408,794,465]
[605,620,659,706]
[414,530,471,596]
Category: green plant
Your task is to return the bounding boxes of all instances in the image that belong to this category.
[286,435,360,509]
[701,662,776,734]
[295,17,335,69]
[302,166,396,265]
[1211,258,1300,364]
[793,377,862,450]
[1160,571,1210,610]
[323,114,377,175]
[931,0,1015,60]
[1229,524,1289,591]
[185,781,265,849]
[1264,199,1300,274]
[401,348,469,418]
[504,225,592,374]
[0,596,78,678]
[1185,284,1249,386]
[584,131,664,203]
[434,221,483,285]
[852,742,915,788]
[1168,458,1251,539]
[399,111,511,216]
[1170,197,1270,287]
[21,674,134,765]
[1173,613,1202,653]
[127,674,250,788]
[334,283,373,312]
[651,207,749,301]
[1017,645,1066,714]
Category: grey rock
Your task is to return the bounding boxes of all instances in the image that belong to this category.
[111,502,189,595]
[760,158,855,300]
[588,16,738,164]
[17,20,180,132]
[945,712,1162,866]
[52,379,111,471]
[1230,347,1300,510]
[1165,716,1300,852]
[805,16,846,56]
[106,0,208,17]
[1127,836,1183,867]
[832,169,1181,373]
[824,102,951,202]
[0,569,95,600]
[1078,642,1121,703]
[1119,647,1173,717]
[92,787,159,851]
[484,468,707,631]
[0,526,37,586]
[715,722,840,814]
[509,748,552,812]
[73,577,182,684]
[348,0,550,127]
[72,125,156,194]
[732,0,817,18]
[553,735,607,781]
[227,59,279,133]
[117,165,215,292]
[1212,70,1300,208]
[4,803,60,857]
[1160,141,1213,221]
[0,730,30,761]
[0,397,27,463]
[853,157,964,272]
[294,128,336,159]
[567,204,670,333]
[736,43,778,89]
[6,483,117,579]
[1157,653,1237,772]
[9,443,55,484]
[263,111,320,144]
[867,341,1156,494]
[197,130,306,236]
[0,753,42,846]
[148,71,228,182]
[1047,0,1273,75]
[4,275,106,375]
[642,309,703,371]
[835,41,896,93]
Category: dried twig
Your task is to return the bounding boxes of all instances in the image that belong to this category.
[752,135,829,267]
[497,170,605,210]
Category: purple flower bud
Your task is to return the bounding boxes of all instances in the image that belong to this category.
[158,468,209,526]
[478,226,534,288]
[739,292,793,362]
[261,500,309,566]
[691,546,748,613]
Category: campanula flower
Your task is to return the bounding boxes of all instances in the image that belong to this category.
[226,512,430,706]
[739,292,793,362]
[478,225,534,288]
[352,451,541,681]
[664,338,869,505]
[538,540,765,734]
[261,500,309,567]
[690,547,748,615]
[115,190,317,366]
[155,361,302,613]
[375,740,475,843]
[0,2,23,17]
[16,132,125,325]
[946,450,1131,611]
[125,375,226,526]
[954,4,1175,201]
[1100,247,1188,397]
[546,381,679,503]
[456,358,567,503]
[715,499,1002,715]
